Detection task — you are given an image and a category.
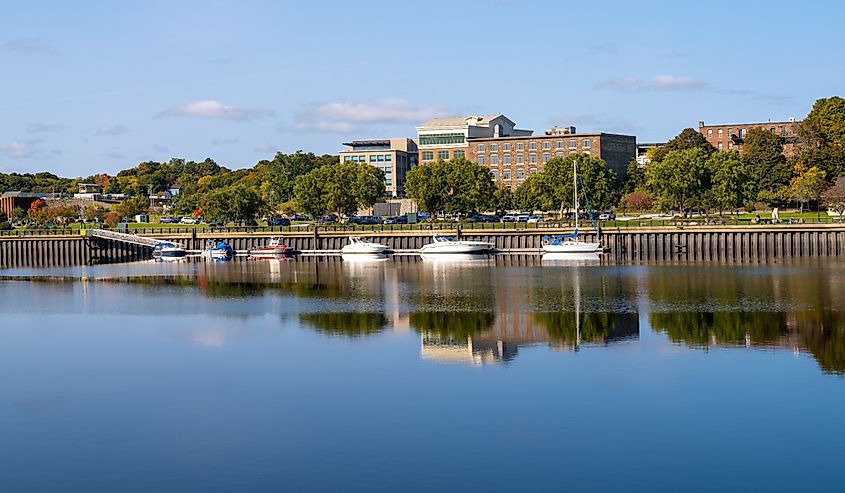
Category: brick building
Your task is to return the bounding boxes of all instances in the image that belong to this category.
[698,119,800,156]
[339,138,418,196]
[0,191,46,218]
[416,114,531,164]
[466,126,636,189]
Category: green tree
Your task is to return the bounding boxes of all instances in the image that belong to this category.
[798,96,845,179]
[405,158,495,217]
[0,210,9,229]
[741,127,790,198]
[514,155,620,216]
[114,195,150,218]
[650,128,717,163]
[790,164,827,212]
[200,184,262,224]
[490,184,514,213]
[624,159,646,193]
[11,207,26,222]
[707,151,756,214]
[293,162,385,218]
[645,148,710,212]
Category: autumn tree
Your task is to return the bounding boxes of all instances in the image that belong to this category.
[790,164,827,212]
[621,190,653,212]
[821,178,845,217]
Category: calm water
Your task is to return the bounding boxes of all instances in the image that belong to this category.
[1,256,844,492]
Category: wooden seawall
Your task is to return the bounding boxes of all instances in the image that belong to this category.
[2,225,845,267]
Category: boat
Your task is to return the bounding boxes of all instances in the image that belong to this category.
[341,236,388,254]
[201,240,235,261]
[248,237,287,257]
[152,242,187,260]
[542,159,602,254]
[419,235,493,254]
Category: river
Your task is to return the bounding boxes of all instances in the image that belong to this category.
[1,256,843,492]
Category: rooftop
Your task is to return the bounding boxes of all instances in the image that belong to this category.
[1,191,47,198]
[420,114,506,128]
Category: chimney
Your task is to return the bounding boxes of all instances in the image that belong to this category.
[699,120,705,128]
[789,116,795,123]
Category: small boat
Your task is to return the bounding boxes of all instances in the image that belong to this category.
[419,235,493,254]
[341,236,388,254]
[201,240,235,261]
[542,159,601,254]
[248,238,287,257]
[152,242,187,260]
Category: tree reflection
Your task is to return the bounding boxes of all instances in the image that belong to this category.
[409,311,495,339]
[299,312,388,338]
[532,312,638,345]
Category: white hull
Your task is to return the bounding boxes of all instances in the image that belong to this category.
[341,243,388,254]
[153,248,187,258]
[542,241,601,253]
[248,247,287,256]
[419,241,491,254]
[542,252,601,264]
[201,250,233,260]
[420,253,491,263]
[342,253,389,262]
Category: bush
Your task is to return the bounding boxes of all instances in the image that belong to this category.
[103,212,120,228]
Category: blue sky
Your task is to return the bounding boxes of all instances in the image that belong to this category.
[1,0,842,177]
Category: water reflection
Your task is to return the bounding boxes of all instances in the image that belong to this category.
[3,257,845,373]
[541,252,601,265]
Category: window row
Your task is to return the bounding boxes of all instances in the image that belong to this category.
[477,150,590,165]
[419,133,465,146]
[422,149,464,162]
[490,168,538,180]
[476,139,592,153]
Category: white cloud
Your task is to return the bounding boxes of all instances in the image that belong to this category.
[647,75,710,91]
[96,125,128,136]
[0,141,34,158]
[26,123,64,133]
[1,38,58,55]
[254,143,277,153]
[155,100,275,121]
[289,98,453,133]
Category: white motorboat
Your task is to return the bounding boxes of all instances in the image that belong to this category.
[152,242,187,260]
[419,235,493,254]
[542,159,601,254]
[201,240,235,261]
[341,236,388,254]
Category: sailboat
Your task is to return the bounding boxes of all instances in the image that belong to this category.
[542,160,601,254]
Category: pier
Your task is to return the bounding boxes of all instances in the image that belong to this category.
[2,224,845,267]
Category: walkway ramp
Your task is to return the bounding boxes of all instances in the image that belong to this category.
[83,228,161,247]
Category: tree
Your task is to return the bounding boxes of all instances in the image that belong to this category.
[821,178,845,217]
[650,128,717,163]
[790,164,827,213]
[515,155,620,216]
[624,159,646,193]
[28,199,45,218]
[707,151,756,214]
[200,184,262,224]
[798,96,845,179]
[405,158,495,217]
[490,184,514,213]
[113,195,150,218]
[103,212,120,228]
[645,148,710,212]
[0,210,9,230]
[293,162,385,218]
[11,207,26,222]
[741,127,790,198]
[621,190,653,212]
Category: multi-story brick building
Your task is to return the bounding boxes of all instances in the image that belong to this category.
[466,126,636,189]
[698,118,800,156]
[416,114,531,164]
[339,138,418,197]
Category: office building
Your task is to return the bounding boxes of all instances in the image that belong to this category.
[416,114,532,164]
[340,138,418,196]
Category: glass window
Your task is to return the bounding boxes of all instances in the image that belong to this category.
[569,140,577,148]
[741,129,747,138]
[422,151,434,161]
[530,142,537,150]
[728,142,734,150]
[516,168,525,179]
[529,153,537,164]
[377,155,385,162]
[359,155,365,161]
[718,129,723,138]
[516,154,524,164]
[556,140,563,149]
[369,155,377,162]
[478,155,485,165]
[385,154,392,161]
[529,167,537,175]
[543,152,550,163]
[503,169,511,180]
[503,143,511,151]
[491,169,498,180]
[503,154,511,164]
[728,128,733,136]
[582,139,591,148]
[718,142,723,150]
[490,155,499,165]
[385,178,392,186]
[453,150,465,159]
[437,150,450,160]
[542,142,551,150]
[490,144,498,152]
[516,143,524,151]
[556,152,564,158]
[477,144,485,152]
[419,133,465,146]
[707,129,713,137]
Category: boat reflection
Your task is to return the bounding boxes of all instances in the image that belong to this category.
[541,252,601,265]
[419,253,492,263]
[341,253,389,263]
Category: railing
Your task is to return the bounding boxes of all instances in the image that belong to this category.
[2,216,843,238]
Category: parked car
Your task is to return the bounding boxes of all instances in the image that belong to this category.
[268,217,291,226]
[501,214,517,223]
[598,212,616,221]
[466,213,498,223]
[180,217,200,224]
[319,214,337,224]
[290,214,310,222]
[516,213,531,222]
[526,215,545,223]
[160,216,178,224]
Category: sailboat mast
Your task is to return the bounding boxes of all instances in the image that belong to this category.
[573,160,579,232]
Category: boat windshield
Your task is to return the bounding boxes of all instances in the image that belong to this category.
[433,236,454,242]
